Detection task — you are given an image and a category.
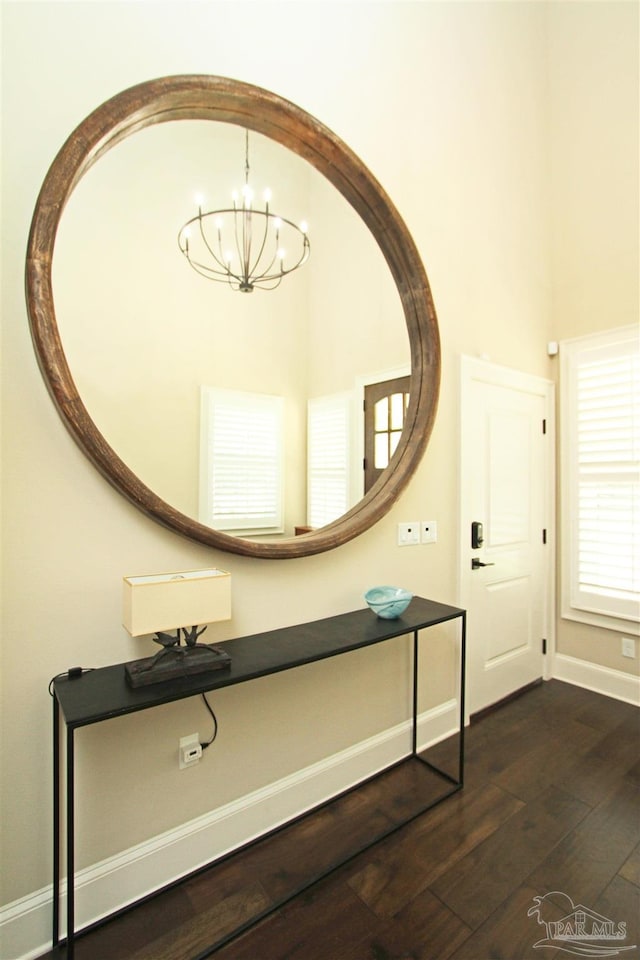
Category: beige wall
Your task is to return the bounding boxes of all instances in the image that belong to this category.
[547,1,640,670]
[1,0,637,912]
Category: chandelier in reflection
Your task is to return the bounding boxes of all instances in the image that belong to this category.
[178,130,310,293]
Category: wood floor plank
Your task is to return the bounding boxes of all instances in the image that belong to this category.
[471,680,593,735]
[528,875,640,960]
[527,778,640,907]
[588,712,640,767]
[344,885,472,960]
[127,883,270,960]
[346,782,524,920]
[239,796,394,903]
[448,883,550,960]
[520,876,640,960]
[573,691,639,733]
[490,718,603,803]
[532,679,612,719]
[410,784,525,887]
[369,758,457,823]
[627,757,640,784]
[553,708,640,808]
[212,875,385,960]
[430,786,591,930]
[212,758,445,908]
[48,886,195,960]
[592,874,640,954]
[555,748,640,808]
[619,841,640,887]
[346,848,429,922]
[457,708,555,791]
[450,872,640,960]
[183,857,266,913]
[330,885,473,960]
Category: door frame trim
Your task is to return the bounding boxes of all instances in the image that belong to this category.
[458,355,556,723]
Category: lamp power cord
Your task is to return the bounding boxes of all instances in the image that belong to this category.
[200,693,219,749]
[48,670,219,752]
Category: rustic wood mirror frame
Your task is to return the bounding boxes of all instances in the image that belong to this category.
[25,75,440,559]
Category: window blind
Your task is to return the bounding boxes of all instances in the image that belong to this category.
[200,387,284,533]
[307,393,351,529]
[562,327,639,627]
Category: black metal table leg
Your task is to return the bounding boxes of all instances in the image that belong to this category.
[412,629,419,756]
[53,695,60,947]
[458,611,467,786]
[412,614,466,789]
[66,726,75,959]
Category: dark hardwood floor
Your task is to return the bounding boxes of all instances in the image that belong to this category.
[41,680,639,960]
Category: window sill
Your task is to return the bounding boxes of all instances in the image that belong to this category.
[561,606,640,637]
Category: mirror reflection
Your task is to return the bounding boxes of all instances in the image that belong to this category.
[53,120,410,539]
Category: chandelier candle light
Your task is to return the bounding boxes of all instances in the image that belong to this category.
[178,130,310,293]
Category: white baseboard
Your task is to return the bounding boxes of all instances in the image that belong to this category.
[552,653,640,706]
[0,700,459,960]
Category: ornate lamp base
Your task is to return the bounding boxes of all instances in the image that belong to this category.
[125,644,231,688]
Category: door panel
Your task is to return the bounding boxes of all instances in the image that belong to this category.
[488,410,532,545]
[485,577,531,662]
[460,358,554,718]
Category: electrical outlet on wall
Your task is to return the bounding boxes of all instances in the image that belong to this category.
[421,520,438,544]
[397,522,420,546]
[621,637,636,659]
[179,733,202,769]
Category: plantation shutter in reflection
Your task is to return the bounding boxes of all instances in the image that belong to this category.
[562,328,639,625]
[200,387,284,533]
[307,394,351,529]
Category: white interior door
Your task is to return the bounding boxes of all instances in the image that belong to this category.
[460,357,554,719]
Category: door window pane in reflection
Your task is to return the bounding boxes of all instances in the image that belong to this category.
[375,398,389,432]
[375,432,390,469]
[391,392,406,431]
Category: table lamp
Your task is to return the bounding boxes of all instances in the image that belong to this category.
[123,569,232,687]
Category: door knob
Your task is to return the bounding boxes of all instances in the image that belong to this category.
[471,557,495,569]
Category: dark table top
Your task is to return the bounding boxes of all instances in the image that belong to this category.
[53,596,464,728]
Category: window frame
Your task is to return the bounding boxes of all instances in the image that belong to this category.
[560,326,639,634]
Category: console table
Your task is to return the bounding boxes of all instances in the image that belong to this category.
[52,596,465,957]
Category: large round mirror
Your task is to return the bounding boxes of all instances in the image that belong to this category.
[26,76,440,559]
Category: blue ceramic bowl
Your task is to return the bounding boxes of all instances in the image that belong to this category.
[364,586,413,619]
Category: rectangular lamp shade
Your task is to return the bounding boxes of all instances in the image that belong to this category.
[123,568,231,637]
